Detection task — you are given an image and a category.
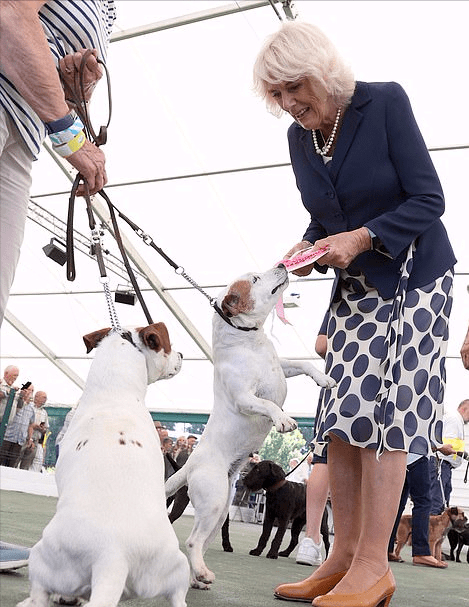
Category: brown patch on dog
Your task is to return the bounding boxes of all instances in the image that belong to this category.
[83,328,112,353]
[137,323,171,354]
[221,280,254,318]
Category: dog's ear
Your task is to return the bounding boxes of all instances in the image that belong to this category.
[83,328,112,353]
[137,323,171,354]
[221,281,253,317]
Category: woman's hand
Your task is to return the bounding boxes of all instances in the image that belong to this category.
[315,227,371,269]
[282,240,314,276]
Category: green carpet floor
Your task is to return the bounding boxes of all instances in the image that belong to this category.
[1,490,467,607]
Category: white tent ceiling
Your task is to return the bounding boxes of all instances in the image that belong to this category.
[1,1,468,417]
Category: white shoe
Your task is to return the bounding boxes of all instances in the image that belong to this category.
[295,537,323,566]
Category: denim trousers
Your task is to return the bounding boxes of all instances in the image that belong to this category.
[388,456,432,556]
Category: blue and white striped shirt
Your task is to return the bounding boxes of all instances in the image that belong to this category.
[0,0,116,159]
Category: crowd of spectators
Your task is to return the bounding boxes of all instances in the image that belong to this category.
[0,364,50,472]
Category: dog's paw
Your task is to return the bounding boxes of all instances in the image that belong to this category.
[249,548,262,556]
[191,579,211,590]
[313,372,336,389]
[266,552,279,559]
[275,415,298,433]
[193,567,215,587]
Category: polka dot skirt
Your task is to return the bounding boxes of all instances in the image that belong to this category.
[314,264,453,458]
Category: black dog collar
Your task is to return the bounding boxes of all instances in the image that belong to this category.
[213,302,258,332]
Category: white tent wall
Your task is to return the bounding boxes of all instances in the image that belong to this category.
[1,2,468,426]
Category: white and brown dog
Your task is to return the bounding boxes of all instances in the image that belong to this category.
[18,324,189,607]
[165,265,335,588]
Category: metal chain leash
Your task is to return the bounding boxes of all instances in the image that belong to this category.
[102,278,122,333]
[174,266,217,307]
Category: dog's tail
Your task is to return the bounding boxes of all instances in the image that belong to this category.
[165,467,189,497]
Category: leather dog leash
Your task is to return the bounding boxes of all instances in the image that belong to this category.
[62,53,257,331]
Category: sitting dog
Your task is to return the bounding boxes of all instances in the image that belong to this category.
[394,506,466,561]
[448,518,469,563]
[165,265,335,588]
[243,460,329,560]
[18,324,189,607]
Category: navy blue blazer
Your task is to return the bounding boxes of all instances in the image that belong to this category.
[287,81,456,300]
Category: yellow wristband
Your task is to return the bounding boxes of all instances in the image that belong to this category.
[52,130,86,157]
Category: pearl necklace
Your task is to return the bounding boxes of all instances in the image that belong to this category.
[312,107,342,156]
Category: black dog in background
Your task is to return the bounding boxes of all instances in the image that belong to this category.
[243,460,329,559]
[448,519,469,563]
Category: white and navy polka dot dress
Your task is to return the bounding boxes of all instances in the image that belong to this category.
[314,255,453,458]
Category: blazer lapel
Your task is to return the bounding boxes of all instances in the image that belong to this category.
[298,128,332,186]
[329,82,371,182]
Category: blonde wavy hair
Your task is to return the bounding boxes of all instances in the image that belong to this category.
[253,21,355,117]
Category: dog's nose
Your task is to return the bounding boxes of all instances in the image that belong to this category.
[178,352,183,359]
[277,263,286,270]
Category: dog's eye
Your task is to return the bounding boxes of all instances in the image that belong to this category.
[252,276,260,284]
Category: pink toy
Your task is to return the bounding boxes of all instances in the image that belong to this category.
[275,245,330,324]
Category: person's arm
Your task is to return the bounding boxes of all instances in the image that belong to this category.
[0,1,107,194]
[364,83,445,259]
[0,1,69,122]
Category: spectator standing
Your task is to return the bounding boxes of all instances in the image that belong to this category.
[0,0,116,327]
[172,436,187,461]
[18,391,49,470]
[168,435,200,523]
[430,399,469,514]
[288,457,310,484]
[0,365,20,422]
[0,384,35,467]
[175,434,197,467]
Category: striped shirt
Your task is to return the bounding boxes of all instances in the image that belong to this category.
[4,403,35,445]
[0,0,116,159]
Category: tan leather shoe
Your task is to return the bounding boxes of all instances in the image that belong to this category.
[311,569,396,607]
[274,570,348,602]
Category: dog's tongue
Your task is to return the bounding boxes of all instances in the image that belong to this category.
[275,245,330,325]
[276,296,291,325]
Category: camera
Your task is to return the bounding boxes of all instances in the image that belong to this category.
[21,381,32,390]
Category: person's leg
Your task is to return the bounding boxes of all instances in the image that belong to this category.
[428,456,445,515]
[309,436,363,579]
[273,437,361,601]
[305,462,329,543]
[388,473,409,558]
[329,440,406,596]
[408,456,447,567]
[440,461,453,507]
[0,110,33,327]
[296,460,330,565]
